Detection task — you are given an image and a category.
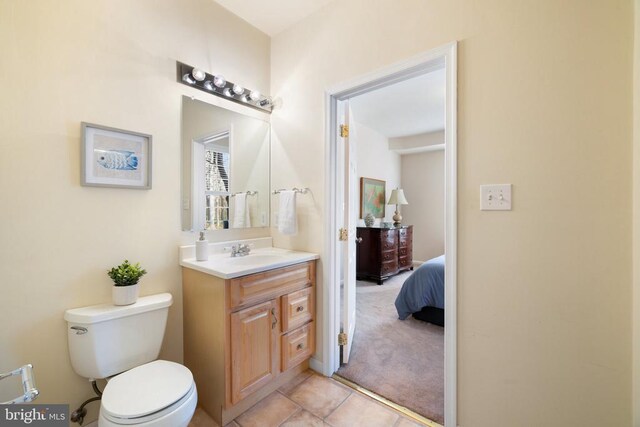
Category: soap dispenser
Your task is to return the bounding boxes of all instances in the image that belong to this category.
[196,230,209,261]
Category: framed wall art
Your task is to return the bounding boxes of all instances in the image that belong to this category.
[360,177,386,218]
[81,122,152,189]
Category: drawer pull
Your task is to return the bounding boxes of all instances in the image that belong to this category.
[296,306,304,312]
[297,343,304,350]
[271,308,278,330]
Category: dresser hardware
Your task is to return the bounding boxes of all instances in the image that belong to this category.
[297,343,304,350]
[296,306,304,312]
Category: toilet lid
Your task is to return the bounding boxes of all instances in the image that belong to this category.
[101,360,193,419]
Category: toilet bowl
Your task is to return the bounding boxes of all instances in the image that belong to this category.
[64,294,197,427]
[98,361,197,427]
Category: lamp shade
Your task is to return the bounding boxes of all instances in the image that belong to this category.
[387,188,408,205]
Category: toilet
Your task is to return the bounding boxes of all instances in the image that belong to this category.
[64,293,197,427]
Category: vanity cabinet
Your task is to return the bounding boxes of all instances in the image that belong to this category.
[182,260,316,426]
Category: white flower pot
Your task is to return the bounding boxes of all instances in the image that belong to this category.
[112,284,139,306]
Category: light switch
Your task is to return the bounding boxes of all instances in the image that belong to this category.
[480,184,512,211]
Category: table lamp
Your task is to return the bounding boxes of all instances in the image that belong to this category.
[387,188,408,226]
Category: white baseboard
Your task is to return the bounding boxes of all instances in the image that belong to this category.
[309,357,325,375]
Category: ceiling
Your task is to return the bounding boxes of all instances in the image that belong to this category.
[349,68,446,138]
[213,0,335,36]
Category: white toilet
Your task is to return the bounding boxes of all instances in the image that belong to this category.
[64,293,197,427]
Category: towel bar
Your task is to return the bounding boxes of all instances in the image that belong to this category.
[230,191,258,197]
[272,187,310,195]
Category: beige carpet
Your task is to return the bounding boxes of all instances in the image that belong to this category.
[336,271,444,424]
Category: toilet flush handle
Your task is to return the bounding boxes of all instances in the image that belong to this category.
[70,326,88,335]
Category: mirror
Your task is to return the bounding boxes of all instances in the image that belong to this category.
[181,96,270,231]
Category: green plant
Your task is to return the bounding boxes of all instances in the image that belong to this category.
[107,260,147,287]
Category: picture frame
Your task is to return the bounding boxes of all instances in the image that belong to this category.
[360,177,386,218]
[81,122,152,189]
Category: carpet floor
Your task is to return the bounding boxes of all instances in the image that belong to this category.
[336,271,444,424]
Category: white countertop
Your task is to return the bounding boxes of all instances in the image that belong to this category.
[179,238,319,279]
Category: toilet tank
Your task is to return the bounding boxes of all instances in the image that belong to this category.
[64,293,173,379]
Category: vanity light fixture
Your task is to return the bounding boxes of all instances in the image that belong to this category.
[176,61,273,113]
[232,84,244,95]
[213,75,226,88]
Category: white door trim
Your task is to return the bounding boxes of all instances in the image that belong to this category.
[322,41,458,426]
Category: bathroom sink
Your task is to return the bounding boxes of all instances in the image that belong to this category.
[179,244,319,279]
[225,254,288,266]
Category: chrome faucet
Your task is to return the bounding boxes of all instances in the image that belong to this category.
[231,243,251,257]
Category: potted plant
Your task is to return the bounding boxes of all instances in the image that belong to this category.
[108,260,147,306]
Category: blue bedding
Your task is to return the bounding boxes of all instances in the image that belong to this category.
[395,255,445,320]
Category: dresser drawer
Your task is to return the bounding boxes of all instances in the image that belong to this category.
[381,250,397,263]
[398,247,411,257]
[381,260,398,275]
[281,287,314,332]
[381,237,397,251]
[282,322,315,371]
[398,256,412,269]
[229,262,313,309]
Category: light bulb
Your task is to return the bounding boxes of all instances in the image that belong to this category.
[182,73,196,85]
[223,88,234,97]
[240,94,250,103]
[203,81,214,91]
[249,90,261,101]
[191,68,206,82]
[232,84,244,95]
[213,75,226,88]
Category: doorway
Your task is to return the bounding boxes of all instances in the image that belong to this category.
[322,42,457,427]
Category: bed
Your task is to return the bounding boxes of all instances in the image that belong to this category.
[394,255,445,326]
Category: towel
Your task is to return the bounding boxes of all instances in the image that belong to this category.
[277,190,297,235]
[232,193,251,228]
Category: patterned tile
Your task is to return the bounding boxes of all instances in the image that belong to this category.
[235,392,300,427]
[325,394,399,427]
[280,409,326,427]
[287,375,351,418]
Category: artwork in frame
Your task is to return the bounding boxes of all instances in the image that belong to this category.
[360,177,386,219]
[81,122,152,189]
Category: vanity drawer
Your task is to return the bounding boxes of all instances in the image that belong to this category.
[281,287,314,332]
[229,262,313,309]
[281,322,315,371]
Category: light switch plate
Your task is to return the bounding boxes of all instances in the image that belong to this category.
[480,184,512,210]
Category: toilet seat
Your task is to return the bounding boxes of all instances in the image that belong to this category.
[100,360,195,425]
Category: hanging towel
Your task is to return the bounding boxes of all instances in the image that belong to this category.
[277,190,297,235]
[232,193,251,228]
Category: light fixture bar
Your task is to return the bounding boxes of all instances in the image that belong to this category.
[176,61,273,113]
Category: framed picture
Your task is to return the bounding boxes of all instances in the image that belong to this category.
[360,177,386,218]
[81,122,152,189]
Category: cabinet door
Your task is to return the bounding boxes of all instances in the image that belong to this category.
[230,299,279,404]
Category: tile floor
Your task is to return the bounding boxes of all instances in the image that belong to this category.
[188,370,429,427]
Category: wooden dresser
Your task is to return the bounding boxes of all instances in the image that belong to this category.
[356,225,413,284]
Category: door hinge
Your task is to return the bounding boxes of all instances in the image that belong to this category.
[339,228,348,241]
[338,332,348,346]
[340,124,349,138]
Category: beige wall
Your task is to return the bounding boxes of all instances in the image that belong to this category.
[271,0,633,426]
[634,1,640,425]
[389,130,445,152]
[0,0,270,417]
[352,120,401,225]
[402,150,445,263]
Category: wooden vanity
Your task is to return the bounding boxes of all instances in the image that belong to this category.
[182,259,316,426]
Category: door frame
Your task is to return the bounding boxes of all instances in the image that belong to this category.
[321,41,458,426]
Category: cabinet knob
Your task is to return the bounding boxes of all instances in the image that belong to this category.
[296,306,304,312]
[297,343,304,350]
